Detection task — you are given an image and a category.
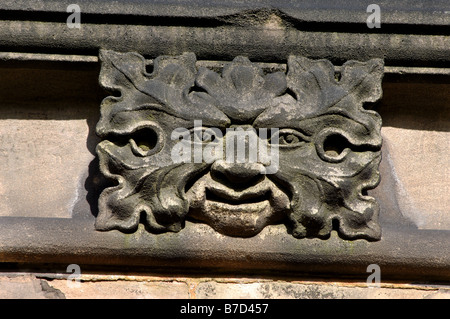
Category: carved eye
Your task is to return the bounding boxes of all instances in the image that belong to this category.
[270,129,309,147]
[189,127,221,144]
[129,127,161,156]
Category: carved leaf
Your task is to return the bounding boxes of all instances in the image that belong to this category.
[97,50,228,137]
[196,56,287,121]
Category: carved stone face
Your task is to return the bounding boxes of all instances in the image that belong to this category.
[95,50,384,240]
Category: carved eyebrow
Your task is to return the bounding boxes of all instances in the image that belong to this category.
[253,123,314,140]
[152,109,232,129]
[252,112,306,131]
[136,106,231,128]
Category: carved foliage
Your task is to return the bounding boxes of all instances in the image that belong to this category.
[96,50,384,240]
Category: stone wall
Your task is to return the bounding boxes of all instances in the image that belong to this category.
[0,1,448,299]
[1,273,449,299]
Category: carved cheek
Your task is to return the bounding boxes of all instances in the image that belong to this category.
[271,131,313,172]
[274,147,309,182]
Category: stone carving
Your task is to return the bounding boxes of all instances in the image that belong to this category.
[95,50,384,240]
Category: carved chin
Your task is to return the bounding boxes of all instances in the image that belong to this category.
[186,173,290,237]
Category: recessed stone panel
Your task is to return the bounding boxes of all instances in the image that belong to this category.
[0,118,93,218]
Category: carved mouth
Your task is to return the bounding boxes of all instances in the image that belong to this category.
[204,187,271,214]
[205,187,271,205]
[185,172,290,237]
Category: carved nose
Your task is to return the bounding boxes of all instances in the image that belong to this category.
[211,160,265,185]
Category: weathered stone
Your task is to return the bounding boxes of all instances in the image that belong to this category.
[1,1,449,65]
[381,128,450,230]
[95,50,384,240]
[376,81,450,230]
[7,273,446,299]
[47,279,189,299]
[0,66,100,218]
[195,280,450,299]
[0,119,92,218]
[0,275,65,299]
[0,0,448,288]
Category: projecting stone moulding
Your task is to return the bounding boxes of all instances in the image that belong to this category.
[95,50,384,241]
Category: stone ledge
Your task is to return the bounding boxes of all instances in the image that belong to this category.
[1,0,449,26]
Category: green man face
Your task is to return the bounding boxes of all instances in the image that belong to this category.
[95,50,383,240]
